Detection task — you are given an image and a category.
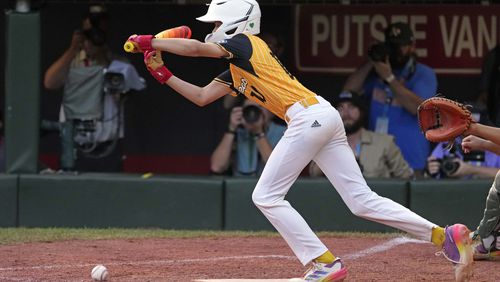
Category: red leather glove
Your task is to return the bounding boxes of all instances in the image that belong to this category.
[126,34,154,53]
[144,50,173,84]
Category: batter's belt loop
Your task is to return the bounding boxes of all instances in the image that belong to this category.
[285,96,320,123]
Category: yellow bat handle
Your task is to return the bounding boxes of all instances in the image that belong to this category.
[123,41,137,53]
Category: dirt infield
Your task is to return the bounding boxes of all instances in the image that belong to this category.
[0,235,498,281]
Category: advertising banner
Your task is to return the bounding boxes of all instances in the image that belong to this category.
[295,5,499,75]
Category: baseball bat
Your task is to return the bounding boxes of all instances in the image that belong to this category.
[123,26,192,53]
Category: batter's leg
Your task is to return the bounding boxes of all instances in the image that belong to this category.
[314,137,436,240]
[252,104,341,265]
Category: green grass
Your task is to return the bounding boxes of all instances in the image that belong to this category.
[0,228,401,245]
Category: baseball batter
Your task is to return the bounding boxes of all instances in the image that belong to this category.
[126,0,473,280]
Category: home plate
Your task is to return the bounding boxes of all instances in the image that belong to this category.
[194,279,304,282]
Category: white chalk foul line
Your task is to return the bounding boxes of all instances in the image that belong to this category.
[343,236,427,260]
[0,236,427,277]
[0,255,296,272]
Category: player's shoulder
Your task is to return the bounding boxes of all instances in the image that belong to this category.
[230,33,265,46]
[224,33,251,44]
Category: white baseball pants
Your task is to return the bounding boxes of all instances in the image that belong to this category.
[252,96,436,265]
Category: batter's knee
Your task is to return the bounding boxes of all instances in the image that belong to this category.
[252,189,267,208]
[349,203,372,218]
[346,191,378,218]
[252,187,283,209]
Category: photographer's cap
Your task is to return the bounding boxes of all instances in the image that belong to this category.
[334,91,366,111]
[385,22,414,45]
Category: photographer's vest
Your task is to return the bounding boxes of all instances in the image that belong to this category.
[59,53,123,144]
[62,65,104,120]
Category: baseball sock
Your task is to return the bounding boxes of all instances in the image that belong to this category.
[431,226,446,247]
[314,250,336,263]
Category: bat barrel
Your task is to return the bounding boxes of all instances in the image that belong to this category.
[155,26,192,39]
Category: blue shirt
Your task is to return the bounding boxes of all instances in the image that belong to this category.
[234,121,286,176]
[363,60,437,170]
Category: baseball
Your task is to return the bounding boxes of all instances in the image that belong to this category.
[91,264,109,281]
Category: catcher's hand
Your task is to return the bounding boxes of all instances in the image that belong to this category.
[417,97,475,143]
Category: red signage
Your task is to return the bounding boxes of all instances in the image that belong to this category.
[295,5,500,75]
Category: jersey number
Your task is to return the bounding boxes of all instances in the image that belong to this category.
[250,86,266,103]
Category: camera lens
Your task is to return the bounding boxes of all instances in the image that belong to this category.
[104,72,125,93]
[83,28,106,46]
[367,43,390,62]
[242,105,262,124]
[441,157,460,176]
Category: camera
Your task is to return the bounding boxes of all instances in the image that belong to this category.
[82,5,108,46]
[74,119,96,133]
[463,150,485,165]
[367,43,390,62]
[104,60,146,94]
[104,72,126,94]
[242,105,262,124]
[440,155,460,176]
[83,27,106,46]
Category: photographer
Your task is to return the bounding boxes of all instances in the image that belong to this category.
[210,99,286,176]
[426,138,500,179]
[477,44,500,127]
[343,22,437,176]
[43,5,142,172]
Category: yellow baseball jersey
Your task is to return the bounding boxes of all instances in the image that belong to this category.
[213,33,317,120]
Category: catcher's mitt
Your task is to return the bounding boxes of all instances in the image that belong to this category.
[417,97,474,143]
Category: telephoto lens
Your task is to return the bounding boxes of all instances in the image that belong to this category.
[367,43,390,62]
[441,155,460,176]
[242,105,262,124]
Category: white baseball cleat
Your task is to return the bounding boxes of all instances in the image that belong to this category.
[302,258,347,282]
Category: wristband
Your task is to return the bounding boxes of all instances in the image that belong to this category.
[226,128,236,135]
[253,132,265,140]
[144,50,173,84]
[384,74,396,84]
[148,65,173,84]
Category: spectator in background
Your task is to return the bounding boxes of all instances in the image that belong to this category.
[343,22,437,176]
[426,139,500,180]
[309,91,413,179]
[426,108,500,179]
[43,5,143,173]
[477,44,500,127]
[0,110,5,172]
[211,99,286,176]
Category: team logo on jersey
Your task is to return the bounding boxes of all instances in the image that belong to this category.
[238,78,248,94]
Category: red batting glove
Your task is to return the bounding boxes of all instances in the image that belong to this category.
[127,34,154,53]
[144,50,173,84]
